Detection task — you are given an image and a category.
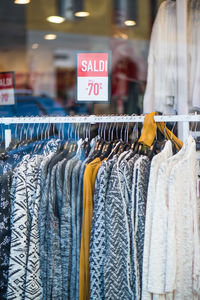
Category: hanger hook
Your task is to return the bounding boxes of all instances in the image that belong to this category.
[108,123,111,141]
[195,121,198,133]
[60,122,63,139]
[24,124,28,141]
[123,122,126,142]
[54,123,57,138]
[47,123,50,140]
[76,123,80,141]
[77,123,80,140]
[1,122,4,142]
[70,124,74,139]
[126,122,129,144]
[124,122,128,143]
[99,122,102,138]
[44,123,49,140]
[87,123,89,140]
[41,123,44,140]
[89,123,91,140]
[116,123,119,140]
[61,122,64,140]
[58,122,61,140]
[24,124,27,141]
[36,123,41,140]
[98,122,101,137]
[42,123,45,140]
[111,122,115,142]
[76,123,79,140]
[40,123,45,141]
[61,122,63,140]
[120,122,124,141]
[67,123,70,139]
[20,123,25,142]
[103,123,107,141]
[49,123,52,139]
[84,123,87,139]
[79,123,81,140]
[74,123,76,141]
[15,123,19,140]
[44,123,47,140]
[39,124,42,141]
[62,123,65,140]
[100,122,104,139]
[27,123,31,140]
[82,123,85,139]
[132,123,136,142]
[30,123,35,140]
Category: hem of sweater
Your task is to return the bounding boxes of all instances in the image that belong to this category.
[142,290,174,300]
[193,274,200,296]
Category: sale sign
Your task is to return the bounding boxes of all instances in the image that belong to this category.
[76,52,111,102]
[0,72,15,105]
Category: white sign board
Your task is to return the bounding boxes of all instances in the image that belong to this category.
[76,52,111,103]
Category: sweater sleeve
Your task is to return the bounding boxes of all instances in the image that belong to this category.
[164,166,177,293]
[147,166,169,294]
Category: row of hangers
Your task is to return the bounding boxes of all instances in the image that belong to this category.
[1,113,183,159]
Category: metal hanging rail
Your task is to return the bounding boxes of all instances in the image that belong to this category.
[1,114,200,147]
[0,114,200,124]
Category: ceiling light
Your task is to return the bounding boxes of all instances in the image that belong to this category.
[44,34,57,40]
[32,43,39,49]
[74,11,90,17]
[124,20,136,26]
[14,0,30,4]
[58,0,89,20]
[114,0,137,27]
[47,16,65,24]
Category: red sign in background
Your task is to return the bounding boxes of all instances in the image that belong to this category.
[78,53,108,77]
[0,72,14,90]
[0,72,15,105]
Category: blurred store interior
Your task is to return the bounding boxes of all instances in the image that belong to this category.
[0,0,164,116]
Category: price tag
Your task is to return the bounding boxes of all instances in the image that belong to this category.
[76,52,111,103]
[0,72,15,106]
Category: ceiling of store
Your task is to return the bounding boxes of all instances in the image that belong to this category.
[0,0,26,50]
[26,0,151,40]
[0,0,167,52]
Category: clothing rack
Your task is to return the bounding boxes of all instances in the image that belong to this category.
[1,114,200,124]
[1,114,200,148]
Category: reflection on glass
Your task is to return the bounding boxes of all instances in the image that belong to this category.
[124,20,136,26]
[74,11,90,17]
[32,43,39,49]
[0,0,164,117]
[14,0,30,4]
[44,34,57,40]
[46,16,65,24]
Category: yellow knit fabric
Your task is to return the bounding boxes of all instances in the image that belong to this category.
[139,112,183,151]
[79,157,103,300]
[139,112,157,147]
